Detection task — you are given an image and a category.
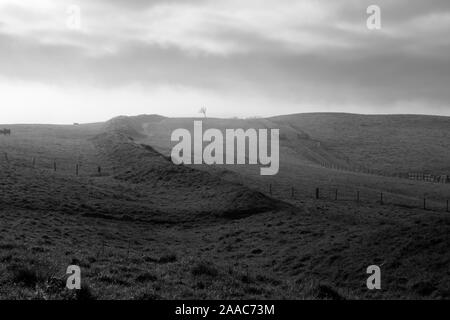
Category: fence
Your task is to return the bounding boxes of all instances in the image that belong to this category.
[1,151,107,177]
[267,183,450,213]
[408,172,448,184]
[317,161,449,184]
[2,150,449,213]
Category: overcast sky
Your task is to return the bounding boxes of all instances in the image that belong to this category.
[1,0,449,123]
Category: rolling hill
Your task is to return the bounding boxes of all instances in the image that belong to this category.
[270,113,450,176]
[119,113,450,177]
[0,113,449,300]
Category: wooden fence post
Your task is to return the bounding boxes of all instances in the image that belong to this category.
[126,240,131,260]
[315,188,319,199]
[98,166,102,175]
[97,240,105,259]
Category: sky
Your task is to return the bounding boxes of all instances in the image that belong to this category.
[0,0,450,124]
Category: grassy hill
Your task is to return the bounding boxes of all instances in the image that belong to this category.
[126,113,450,204]
[0,123,281,222]
[125,112,450,178]
[0,114,449,299]
[270,113,450,176]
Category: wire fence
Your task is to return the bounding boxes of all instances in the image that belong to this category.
[266,183,450,213]
[2,150,450,213]
[1,151,110,177]
[318,161,449,184]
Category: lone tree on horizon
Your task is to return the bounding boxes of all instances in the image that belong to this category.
[199,107,207,118]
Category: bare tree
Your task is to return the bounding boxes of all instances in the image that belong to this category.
[199,107,207,118]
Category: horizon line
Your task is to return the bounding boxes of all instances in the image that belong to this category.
[1,111,450,126]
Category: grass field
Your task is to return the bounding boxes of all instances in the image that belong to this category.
[270,113,450,175]
[0,113,449,299]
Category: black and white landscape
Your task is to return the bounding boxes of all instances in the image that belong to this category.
[0,0,449,301]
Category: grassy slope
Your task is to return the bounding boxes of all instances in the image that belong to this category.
[0,115,449,299]
[270,113,450,175]
[135,113,450,204]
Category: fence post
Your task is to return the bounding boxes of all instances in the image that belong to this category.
[98,166,102,175]
[315,188,320,199]
[126,240,131,260]
[97,240,105,259]
[380,192,383,205]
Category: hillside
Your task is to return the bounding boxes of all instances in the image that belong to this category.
[270,113,450,176]
[123,113,450,204]
[0,123,281,222]
[124,113,450,179]
[0,114,449,300]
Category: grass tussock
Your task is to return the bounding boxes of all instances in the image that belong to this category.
[191,261,219,278]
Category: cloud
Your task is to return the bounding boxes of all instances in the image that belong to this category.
[0,0,449,121]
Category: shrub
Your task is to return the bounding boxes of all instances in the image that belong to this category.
[191,261,219,277]
[158,253,177,264]
[11,265,47,287]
